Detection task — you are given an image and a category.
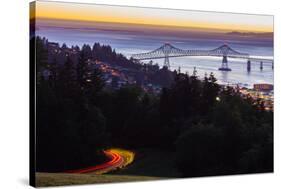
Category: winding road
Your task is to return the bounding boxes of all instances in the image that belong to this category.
[65,148,134,174]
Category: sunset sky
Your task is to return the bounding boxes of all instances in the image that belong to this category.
[34,0,273,33]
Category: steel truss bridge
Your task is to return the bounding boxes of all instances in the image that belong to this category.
[131,43,273,71]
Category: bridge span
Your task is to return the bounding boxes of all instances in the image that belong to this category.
[131,43,273,71]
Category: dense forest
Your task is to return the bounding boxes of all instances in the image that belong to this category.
[34,36,273,176]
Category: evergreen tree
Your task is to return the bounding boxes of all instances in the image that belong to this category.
[35,37,48,83]
[201,72,220,114]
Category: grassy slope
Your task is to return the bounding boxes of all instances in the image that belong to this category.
[114,149,181,178]
[36,173,160,187]
[36,149,181,187]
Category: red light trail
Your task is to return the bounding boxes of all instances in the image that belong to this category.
[66,150,125,174]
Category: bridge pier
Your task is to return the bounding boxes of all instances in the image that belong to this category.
[247,60,251,72]
[260,61,263,70]
[163,55,170,69]
[218,55,231,71]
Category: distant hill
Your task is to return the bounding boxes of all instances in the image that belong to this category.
[226,31,273,38]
